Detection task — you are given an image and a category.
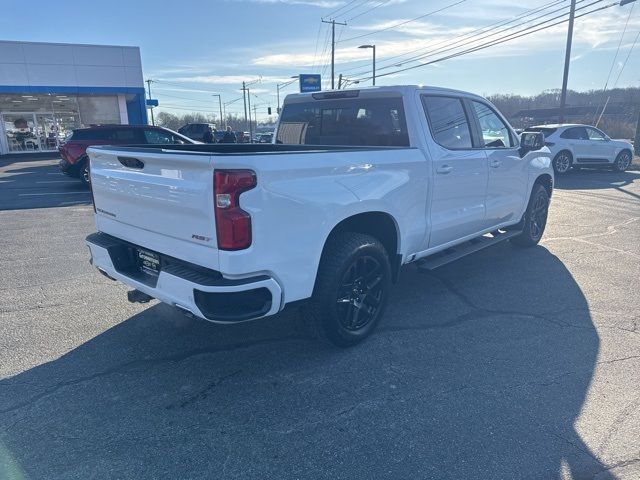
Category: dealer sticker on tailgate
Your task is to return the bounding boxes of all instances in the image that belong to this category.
[137,249,160,277]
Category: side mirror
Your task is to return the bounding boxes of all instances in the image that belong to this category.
[519,131,544,157]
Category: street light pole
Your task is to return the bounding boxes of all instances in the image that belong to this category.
[146,79,154,126]
[276,76,298,114]
[358,45,376,86]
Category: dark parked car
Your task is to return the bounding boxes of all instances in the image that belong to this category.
[258,133,274,143]
[177,123,217,142]
[58,125,194,186]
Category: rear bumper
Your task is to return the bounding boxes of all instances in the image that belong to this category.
[86,232,283,323]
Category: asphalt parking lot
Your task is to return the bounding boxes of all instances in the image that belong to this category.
[1,157,639,480]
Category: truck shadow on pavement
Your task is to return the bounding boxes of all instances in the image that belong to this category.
[0,244,615,479]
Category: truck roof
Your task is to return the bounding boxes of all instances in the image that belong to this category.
[283,85,488,103]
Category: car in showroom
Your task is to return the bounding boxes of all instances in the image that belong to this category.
[58,125,194,186]
[525,124,634,174]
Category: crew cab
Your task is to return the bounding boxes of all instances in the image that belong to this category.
[86,86,553,347]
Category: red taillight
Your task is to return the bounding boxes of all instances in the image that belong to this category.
[214,170,256,250]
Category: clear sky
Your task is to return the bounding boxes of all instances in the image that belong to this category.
[1,0,638,120]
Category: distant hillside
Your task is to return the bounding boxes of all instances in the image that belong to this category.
[487,87,640,139]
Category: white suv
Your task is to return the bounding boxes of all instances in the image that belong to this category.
[526,124,634,174]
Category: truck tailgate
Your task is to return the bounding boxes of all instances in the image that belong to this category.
[88,147,218,252]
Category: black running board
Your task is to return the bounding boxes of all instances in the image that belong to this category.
[416,230,522,270]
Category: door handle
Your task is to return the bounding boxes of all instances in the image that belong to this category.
[489,159,502,168]
[436,165,453,174]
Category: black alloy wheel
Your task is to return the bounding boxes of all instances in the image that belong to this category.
[512,184,549,247]
[336,255,385,332]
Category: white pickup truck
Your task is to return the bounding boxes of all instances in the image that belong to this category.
[86,86,553,346]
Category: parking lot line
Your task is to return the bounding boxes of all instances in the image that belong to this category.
[19,191,90,196]
[36,180,79,184]
[59,200,92,206]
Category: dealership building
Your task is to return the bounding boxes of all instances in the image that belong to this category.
[0,40,147,155]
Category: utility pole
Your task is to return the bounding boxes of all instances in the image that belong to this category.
[635,108,640,156]
[338,74,343,89]
[322,19,347,89]
[253,105,258,134]
[146,79,154,126]
[247,89,253,141]
[242,81,248,134]
[558,0,576,124]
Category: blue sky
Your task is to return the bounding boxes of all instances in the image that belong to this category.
[1,0,638,120]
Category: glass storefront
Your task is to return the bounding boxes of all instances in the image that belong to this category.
[0,93,121,153]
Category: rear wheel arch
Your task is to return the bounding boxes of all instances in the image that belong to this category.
[317,212,401,285]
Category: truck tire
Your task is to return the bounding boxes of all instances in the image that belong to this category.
[552,150,572,174]
[512,184,549,248]
[307,232,391,347]
[79,157,91,187]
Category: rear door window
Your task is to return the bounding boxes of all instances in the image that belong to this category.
[560,127,588,140]
[276,97,409,147]
[109,128,145,143]
[422,96,473,149]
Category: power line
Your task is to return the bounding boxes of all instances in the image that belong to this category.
[311,21,324,70]
[603,3,635,89]
[348,0,602,79]
[323,0,362,20]
[612,29,640,87]
[594,3,635,124]
[337,0,568,75]
[352,0,617,81]
[332,0,371,20]
[338,0,467,44]
[346,0,393,21]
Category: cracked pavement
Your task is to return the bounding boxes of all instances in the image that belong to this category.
[1,158,639,479]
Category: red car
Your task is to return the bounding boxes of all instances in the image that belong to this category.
[58,125,194,186]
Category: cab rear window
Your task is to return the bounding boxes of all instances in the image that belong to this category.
[276,97,409,147]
